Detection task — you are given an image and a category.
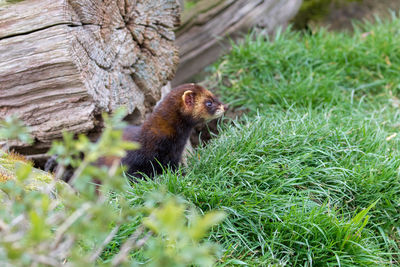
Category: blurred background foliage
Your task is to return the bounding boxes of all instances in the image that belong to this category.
[295,0,400,30]
[184,0,400,31]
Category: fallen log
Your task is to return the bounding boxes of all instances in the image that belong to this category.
[0,0,180,164]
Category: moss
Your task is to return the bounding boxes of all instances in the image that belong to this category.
[5,151,31,164]
[0,169,13,182]
[292,0,360,29]
[184,0,197,10]
[0,0,24,7]
[0,149,56,191]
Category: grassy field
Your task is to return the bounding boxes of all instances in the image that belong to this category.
[107,14,400,266]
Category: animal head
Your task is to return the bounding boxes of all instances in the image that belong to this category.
[179,83,227,121]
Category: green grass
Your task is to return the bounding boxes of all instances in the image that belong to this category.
[212,14,400,113]
[105,14,400,266]
[123,108,399,266]
[184,0,198,11]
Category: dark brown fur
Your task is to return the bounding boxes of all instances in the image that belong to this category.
[119,83,226,180]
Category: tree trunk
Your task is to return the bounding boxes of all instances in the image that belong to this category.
[0,0,180,163]
[172,0,302,85]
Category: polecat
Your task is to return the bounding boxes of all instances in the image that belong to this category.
[96,83,226,180]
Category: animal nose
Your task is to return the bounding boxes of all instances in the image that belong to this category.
[222,104,229,111]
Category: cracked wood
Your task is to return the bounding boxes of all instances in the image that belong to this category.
[0,0,180,163]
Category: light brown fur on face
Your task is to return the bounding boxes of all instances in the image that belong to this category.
[141,83,225,140]
[181,85,226,121]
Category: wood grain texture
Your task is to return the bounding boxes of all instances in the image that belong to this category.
[0,0,180,160]
[172,0,302,85]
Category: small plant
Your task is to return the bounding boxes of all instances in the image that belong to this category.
[0,116,32,149]
[0,110,225,266]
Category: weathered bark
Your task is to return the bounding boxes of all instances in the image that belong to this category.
[0,0,180,161]
[173,0,302,85]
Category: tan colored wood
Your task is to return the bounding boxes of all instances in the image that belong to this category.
[0,0,180,159]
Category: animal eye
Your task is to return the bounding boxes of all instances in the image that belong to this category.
[205,101,212,107]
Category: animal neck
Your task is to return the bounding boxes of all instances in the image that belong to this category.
[142,104,195,141]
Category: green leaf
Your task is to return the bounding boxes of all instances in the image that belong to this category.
[190,211,226,241]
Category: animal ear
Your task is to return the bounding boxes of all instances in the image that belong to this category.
[182,90,195,108]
